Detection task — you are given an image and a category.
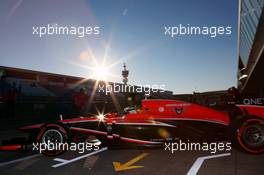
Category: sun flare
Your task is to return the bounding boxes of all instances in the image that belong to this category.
[92,65,109,81]
[96,113,105,121]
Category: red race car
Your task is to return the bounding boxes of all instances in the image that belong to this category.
[2,99,264,155]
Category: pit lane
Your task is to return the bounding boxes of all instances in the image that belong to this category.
[0,146,263,175]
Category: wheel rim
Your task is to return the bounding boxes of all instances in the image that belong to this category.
[242,123,264,148]
[41,129,63,145]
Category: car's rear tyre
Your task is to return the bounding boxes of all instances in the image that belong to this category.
[36,124,69,156]
[235,117,264,154]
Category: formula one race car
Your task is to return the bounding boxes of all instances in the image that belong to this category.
[2,99,264,155]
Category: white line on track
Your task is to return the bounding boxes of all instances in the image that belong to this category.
[0,154,41,167]
[187,153,231,175]
[52,147,108,168]
[53,158,67,163]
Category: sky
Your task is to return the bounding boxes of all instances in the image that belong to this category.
[0,0,238,94]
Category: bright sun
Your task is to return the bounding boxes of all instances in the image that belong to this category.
[93,65,109,81]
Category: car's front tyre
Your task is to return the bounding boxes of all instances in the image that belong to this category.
[36,123,70,156]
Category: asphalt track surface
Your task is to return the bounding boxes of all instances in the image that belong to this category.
[0,146,263,175]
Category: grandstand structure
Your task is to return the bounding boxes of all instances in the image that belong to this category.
[0,66,173,125]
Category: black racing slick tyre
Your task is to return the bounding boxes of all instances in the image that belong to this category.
[234,117,264,154]
[36,123,70,156]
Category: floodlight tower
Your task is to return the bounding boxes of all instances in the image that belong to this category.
[122,63,129,85]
